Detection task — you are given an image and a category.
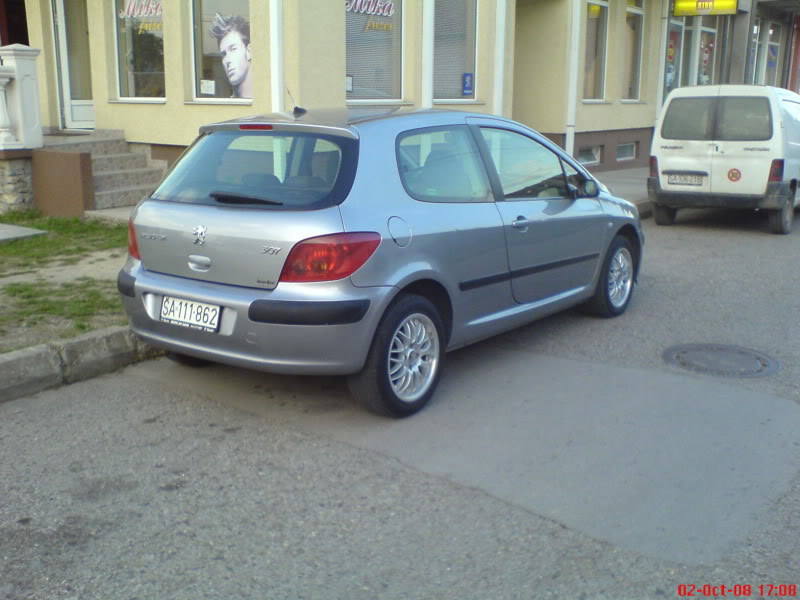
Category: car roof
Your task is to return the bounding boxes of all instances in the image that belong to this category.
[200,107,510,138]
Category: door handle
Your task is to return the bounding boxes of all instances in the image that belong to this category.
[512,217,532,229]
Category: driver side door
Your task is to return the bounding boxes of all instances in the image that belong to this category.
[471,123,608,305]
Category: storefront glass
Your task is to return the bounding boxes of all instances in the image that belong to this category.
[346,0,403,100]
[583,0,608,100]
[697,29,716,85]
[433,0,477,100]
[116,0,164,98]
[664,20,684,99]
[193,0,251,99]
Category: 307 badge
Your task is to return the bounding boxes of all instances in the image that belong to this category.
[728,168,742,182]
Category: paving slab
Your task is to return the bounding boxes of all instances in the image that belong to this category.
[0,223,46,243]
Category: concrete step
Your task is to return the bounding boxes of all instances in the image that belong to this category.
[93,167,165,193]
[94,184,155,210]
[92,152,148,173]
[44,138,130,156]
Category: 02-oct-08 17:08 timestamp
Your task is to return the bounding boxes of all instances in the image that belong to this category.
[677,584,798,597]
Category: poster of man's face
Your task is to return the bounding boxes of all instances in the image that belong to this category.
[209,13,253,98]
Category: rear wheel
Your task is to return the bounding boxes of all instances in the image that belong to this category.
[653,204,677,226]
[583,235,636,318]
[768,189,794,234]
[348,294,444,418]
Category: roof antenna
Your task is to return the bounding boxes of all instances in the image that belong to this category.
[286,87,307,118]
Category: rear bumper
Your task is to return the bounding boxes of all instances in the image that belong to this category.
[647,177,788,210]
[118,262,395,375]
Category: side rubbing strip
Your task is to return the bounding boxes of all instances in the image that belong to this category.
[459,253,599,292]
[117,270,136,298]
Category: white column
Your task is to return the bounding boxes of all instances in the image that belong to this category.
[270,0,285,113]
[0,67,17,146]
[565,0,582,157]
[421,0,435,109]
[0,44,42,149]
[492,0,508,116]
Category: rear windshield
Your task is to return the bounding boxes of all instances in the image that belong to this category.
[661,96,772,142]
[151,130,358,210]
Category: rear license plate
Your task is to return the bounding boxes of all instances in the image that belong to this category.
[160,296,220,332]
[667,174,703,186]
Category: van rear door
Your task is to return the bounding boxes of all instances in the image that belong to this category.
[657,92,718,195]
[710,95,774,196]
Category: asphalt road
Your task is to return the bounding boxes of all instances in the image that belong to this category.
[2,208,800,599]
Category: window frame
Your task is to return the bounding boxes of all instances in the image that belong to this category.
[623,0,645,101]
[190,0,253,104]
[583,0,609,101]
[346,0,406,105]
[432,0,479,102]
[112,0,166,102]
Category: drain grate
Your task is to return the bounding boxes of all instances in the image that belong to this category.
[662,344,781,378]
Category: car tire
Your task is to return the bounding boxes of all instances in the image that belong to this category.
[653,204,677,226]
[583,235,636,318]
[768,190,794,234]
[348,294,445,418]
[166,352,213,367]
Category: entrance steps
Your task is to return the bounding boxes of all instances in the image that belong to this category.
[42,130,166,213]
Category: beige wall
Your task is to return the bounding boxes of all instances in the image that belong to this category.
[575,0,666,132]
[512,0,570,132]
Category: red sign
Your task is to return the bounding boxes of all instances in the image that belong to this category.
[728,168,741,182]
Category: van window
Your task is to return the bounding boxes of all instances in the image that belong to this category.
[716,97,772,141]
[661,97,716,140]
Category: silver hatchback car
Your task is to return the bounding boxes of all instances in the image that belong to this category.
[119,109,643,417]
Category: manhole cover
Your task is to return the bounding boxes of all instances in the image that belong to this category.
[662,344,781,378]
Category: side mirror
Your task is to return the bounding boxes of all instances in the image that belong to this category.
[567,183,579,199]
[582,180,600,198]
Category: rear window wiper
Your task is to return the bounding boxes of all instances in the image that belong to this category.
[209,191,284,206]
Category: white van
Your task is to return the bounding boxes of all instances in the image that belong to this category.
[648,85,800,234]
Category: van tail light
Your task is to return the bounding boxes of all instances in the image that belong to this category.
[768,159,784,182]
[127,220,141,260]
[649,156,659,178]
[279,232,381,283]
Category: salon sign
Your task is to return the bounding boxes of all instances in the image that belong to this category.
[346,0,396,17]
[118,0,163,18]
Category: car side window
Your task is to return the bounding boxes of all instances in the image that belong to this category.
[479,128,569,200]
[396,126,493,203]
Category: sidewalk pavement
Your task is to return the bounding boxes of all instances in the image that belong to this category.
[0,166,652,403]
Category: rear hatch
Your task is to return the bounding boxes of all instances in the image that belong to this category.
[133,124,358,290]
[656,91,718,195]
[711,95,774,196]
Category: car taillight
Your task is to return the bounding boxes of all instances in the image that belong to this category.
[279,232,381,283]
[769,159,784,182]
[127,220,141,260]
[650,156,659,178]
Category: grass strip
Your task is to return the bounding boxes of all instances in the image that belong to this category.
[0,277,126,334]
[0,210,127,275]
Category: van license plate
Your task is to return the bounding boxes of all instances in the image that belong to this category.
[667,174,703,186]
[161,296,220,332]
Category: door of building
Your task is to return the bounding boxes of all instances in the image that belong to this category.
[53,0,94,129]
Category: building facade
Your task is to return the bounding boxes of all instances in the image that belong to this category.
[8,0,800,172]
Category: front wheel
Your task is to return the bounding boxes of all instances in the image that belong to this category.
[348,294,445,418]
[768,190,794,234]
[583,235,636,318]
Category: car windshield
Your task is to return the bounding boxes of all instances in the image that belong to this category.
[151,130,358,210]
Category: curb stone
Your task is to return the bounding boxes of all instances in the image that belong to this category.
[0,326,162,404]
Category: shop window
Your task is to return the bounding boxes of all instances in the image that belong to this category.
[433,0,477,100]
[623,0,644,100]
[583,0,608,100]
[193,0,252,99]
[764,23,782,86]
[616,142,636,161]
[346,0,403,101]
[663,19,684,100]
[577,145,602,165]
[116,0,164,98]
